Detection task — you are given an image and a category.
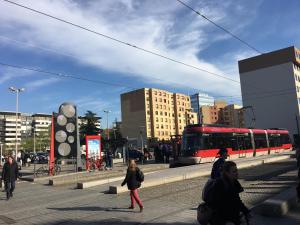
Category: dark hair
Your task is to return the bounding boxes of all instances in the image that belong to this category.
[222,161,237,173]
[218,148,228,155]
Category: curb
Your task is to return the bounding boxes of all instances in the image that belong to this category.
[109,155,292,194]
[252,185,298,217]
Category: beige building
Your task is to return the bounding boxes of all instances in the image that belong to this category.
[200,101,245,127]
[222,104,245,127]
[201,100,227,124]
[121,88,197,144]
[239,46,300,138]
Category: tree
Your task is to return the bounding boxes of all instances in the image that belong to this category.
[80,111,101,144]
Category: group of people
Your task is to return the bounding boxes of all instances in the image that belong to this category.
[120,147,250,224]
[154,143,172,163]
[201,148,251,225]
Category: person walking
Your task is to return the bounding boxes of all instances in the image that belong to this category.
[121,159,144,212]
[1,156,19,200]
[209,161,250,225]
[211,148,228,179]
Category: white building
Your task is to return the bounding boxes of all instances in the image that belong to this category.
[0,111,101,153]
[239,46,300,140]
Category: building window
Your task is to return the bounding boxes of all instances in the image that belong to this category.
[165,112,167,116]
[155,111,158,115]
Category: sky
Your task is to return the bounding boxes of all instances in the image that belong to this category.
[0,0,299,127]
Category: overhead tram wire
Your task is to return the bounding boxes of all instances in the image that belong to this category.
[2,0,240,85]
[1,59,297,102]
[0,35,200,94]
[0,61,297,102]
[176,0,261,54]
[3,1,296,100]
[0,61,137,89]
[176,0,300,95]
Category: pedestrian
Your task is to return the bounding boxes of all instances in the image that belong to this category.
[106,149,113,169]
[211,148,228,179]
[1,156,19,200]
[121,159,144,212]
[209,161,250,225]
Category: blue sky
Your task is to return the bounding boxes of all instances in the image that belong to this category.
[0,0,299,127]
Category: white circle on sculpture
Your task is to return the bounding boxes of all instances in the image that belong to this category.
[61,105,75,118]
[66,123,75,133]
[57,115,67,126]
[55,130,67,143]
[58,143,71,156]
[68,136,74,143]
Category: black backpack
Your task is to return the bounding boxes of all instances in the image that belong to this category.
[136,169,144,182]
[202,178,217,203]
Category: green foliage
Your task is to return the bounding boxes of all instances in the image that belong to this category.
[79,111,101,144]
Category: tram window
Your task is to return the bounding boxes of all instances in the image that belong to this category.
[183,132,201,151]
[230,133,252,150]
[207,133,231,149]
[254,133,268,148]
[268,134,281,147]
[280,134,291,144]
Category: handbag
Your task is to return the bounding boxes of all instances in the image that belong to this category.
[197,202,213,225]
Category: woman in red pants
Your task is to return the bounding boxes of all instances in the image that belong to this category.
[121,159,144,212]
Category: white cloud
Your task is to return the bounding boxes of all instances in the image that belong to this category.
[0,68,33,84]
[0,0,260,98]
[24,77,60,91]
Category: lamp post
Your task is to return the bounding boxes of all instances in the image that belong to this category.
[103,110,111,140]
[0,143,3,166]
[33,127,36,154]
[9,86,25,160]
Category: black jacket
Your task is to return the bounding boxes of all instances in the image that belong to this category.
[210,177,249,224]
[121,167,142,190]
[211,158,225,179]
[1,161,19,182]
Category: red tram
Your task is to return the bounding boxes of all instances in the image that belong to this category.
[178,124,292,165]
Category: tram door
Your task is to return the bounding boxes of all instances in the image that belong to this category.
[232,134,247,158]
[237,135,247,158]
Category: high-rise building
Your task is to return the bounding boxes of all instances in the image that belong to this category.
[190,93,214,123]
[121,88,197,145]
[239,46,300,138]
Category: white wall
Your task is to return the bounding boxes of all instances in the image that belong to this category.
[240,62,299,136]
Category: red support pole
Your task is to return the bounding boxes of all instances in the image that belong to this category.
[49,113,55,175]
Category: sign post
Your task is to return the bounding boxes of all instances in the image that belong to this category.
[85,135,102,170]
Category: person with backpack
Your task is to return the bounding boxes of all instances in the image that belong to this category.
[211,148,228,179]
[121,159,144,212]
[208,161,250,225]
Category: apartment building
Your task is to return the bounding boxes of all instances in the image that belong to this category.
[201,100,227,124]
[0,111,101,152]
[239,46,300,138]
[121,88,197,144]
[221,104,245,128]
[0,112,22,151]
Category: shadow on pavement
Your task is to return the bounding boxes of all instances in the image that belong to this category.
[47,206,137,213]
[40,219,195,225]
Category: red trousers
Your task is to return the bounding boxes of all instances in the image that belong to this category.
[130,189,143,208]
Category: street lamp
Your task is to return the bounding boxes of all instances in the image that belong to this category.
[9,86,25,160]
[103,110,111,140]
